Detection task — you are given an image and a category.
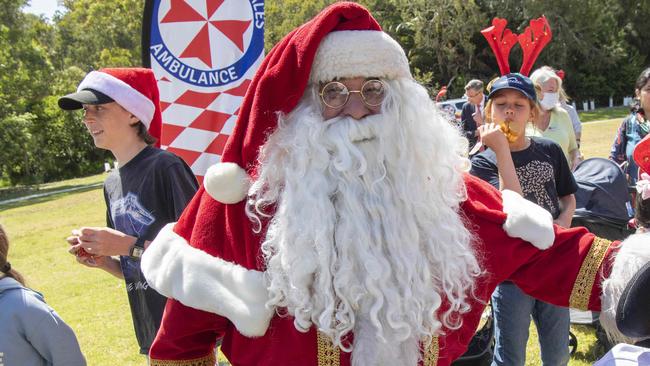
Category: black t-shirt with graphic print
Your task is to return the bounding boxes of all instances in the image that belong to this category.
[470,137,577,219]
[103,146,198,354]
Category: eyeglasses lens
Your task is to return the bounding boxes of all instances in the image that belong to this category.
[320,80,386,108]
[361,80,385,106]
[322,82,349,108]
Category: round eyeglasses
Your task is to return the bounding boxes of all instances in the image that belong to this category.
[319,79,386,109]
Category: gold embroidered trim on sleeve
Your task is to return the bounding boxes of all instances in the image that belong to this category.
[569,236,611,310]
[317,331,340,366]
[423,336,439,366]
[149,352,216,366]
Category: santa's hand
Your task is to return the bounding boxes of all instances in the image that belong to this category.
[478,122,508,152]
[75,227,134,257]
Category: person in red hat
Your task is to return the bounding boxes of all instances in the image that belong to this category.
[57,67,199,357]
[140,4,650,366]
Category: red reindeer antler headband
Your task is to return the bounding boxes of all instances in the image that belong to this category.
[481,16,553,76]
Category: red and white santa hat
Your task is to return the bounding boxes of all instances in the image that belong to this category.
[203,2,411,204]
[58,67,162,145]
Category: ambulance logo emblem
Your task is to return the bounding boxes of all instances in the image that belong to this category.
[149,0,264,88]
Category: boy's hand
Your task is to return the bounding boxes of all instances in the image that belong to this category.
[478,122,509,152]
[66,235,111,269]
[73,227,134,257]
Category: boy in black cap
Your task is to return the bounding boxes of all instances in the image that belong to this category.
[58,68,198,357]
[471,72,578,366]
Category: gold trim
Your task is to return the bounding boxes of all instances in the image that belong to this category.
[317,331,340,366]
[569,236,611,310]
[423,336,439,366]
[149,353,216,366]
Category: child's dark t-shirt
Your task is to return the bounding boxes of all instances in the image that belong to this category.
[470,137,577,219]
[103,146,198,354]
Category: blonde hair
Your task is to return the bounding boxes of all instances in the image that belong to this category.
[0,223,25,286]
[531,66,572,103]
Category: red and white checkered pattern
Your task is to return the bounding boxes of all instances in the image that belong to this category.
[150,57,261,183]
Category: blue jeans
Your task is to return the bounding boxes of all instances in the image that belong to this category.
[491,282,570,366]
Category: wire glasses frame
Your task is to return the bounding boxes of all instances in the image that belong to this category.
[319,79,386,109]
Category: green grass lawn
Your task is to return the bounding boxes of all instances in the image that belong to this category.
[580,118,623,160]
[578,106,629,123]
[0,117,625,365]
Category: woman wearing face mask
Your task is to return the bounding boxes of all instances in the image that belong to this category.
[529,67,581,170]
[610,67,650,184]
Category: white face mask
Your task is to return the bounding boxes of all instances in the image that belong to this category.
[540,92,560,110]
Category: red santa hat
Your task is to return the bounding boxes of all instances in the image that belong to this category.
[58,67,162,146]
[202,2,411,204]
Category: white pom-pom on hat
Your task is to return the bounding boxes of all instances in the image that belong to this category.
[204,162,251,204]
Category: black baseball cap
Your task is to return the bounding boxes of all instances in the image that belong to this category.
[616,261,650,339]
[58,88,114,110]
[487,73,537,102]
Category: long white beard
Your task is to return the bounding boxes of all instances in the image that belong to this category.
[247,78,481,366]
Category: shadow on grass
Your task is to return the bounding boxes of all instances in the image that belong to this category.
[0,184,102,211]
[571,324,609,363]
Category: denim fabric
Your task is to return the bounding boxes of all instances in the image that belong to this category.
[491,282,570,366]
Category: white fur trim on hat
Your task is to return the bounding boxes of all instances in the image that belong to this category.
[600,232,650,344]
[309,30,411,83]
[141,223,274,337]
[77,71,155,128]
[204,162,251,204]
[501,189,555,250]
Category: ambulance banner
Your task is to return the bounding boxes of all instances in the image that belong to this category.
[143,0,264,181]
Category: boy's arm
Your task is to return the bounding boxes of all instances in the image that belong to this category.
[74,253,124,279]
[555,194,576,228]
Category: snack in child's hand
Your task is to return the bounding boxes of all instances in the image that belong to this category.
[498,121,518,143]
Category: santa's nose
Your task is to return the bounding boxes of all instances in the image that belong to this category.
[340,93,373,121]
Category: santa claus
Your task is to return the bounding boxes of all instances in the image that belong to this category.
[140,3,649,366]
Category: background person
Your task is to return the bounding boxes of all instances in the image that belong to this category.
[471,73,577,366]
[460,79,486,152]
[610,67,650,184]
[57,68,199,357]
[0,223,86,366]
[529,66,581,169]
[554,69,583,151]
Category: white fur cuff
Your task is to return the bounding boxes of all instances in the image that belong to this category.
[600,232,650,343]
[501,189,555,250]
[141,223,274,337]
[310,30,411,83]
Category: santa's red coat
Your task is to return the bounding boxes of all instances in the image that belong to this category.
[140,174,620,366]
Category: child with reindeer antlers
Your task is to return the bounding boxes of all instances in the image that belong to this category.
[470,17,578,366]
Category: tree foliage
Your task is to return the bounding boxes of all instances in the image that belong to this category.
[1,0,650,186]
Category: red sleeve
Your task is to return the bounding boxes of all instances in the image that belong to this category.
[149,299,229,365]
[507,226,619,311]
[462,174,620,312]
